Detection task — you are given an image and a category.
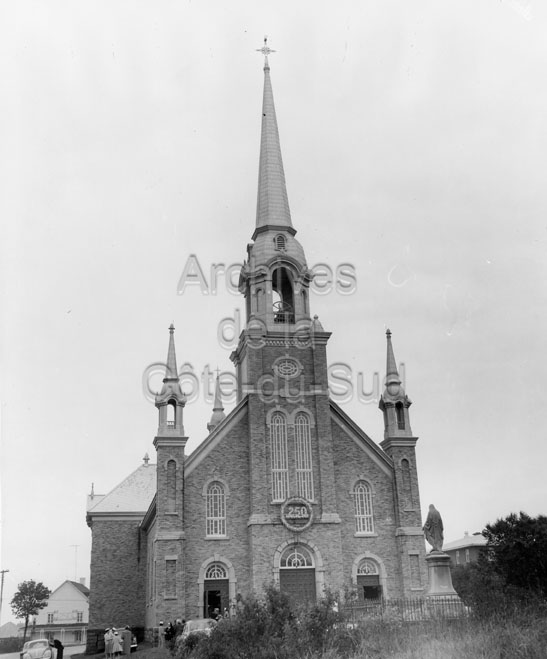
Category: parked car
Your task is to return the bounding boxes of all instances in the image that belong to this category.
[179,618,217,642]
[20,640,57,659]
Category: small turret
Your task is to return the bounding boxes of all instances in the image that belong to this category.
[379,329,413,439]
[207,372,226,433]
[155,324,186,436]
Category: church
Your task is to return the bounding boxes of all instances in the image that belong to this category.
[85,45,428,650]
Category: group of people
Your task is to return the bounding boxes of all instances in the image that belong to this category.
[157,620,185,648]
[104,626,132,658]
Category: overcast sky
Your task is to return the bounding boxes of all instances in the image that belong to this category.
[1,1,546,623]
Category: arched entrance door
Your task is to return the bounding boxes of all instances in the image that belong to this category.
[279,545,316,604]
[203,562,229,618]
[357,559,382,602]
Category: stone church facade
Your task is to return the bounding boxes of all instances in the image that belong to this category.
[86,51,428,650]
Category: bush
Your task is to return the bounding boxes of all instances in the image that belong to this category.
[172,585,359,659]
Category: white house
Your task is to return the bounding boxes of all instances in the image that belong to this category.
[27,580,89,645]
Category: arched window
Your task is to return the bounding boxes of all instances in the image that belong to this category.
[205,562,227,579]
[295,413,314,500]
[166,401,176,427]
[270,413,289,501]
[166,460,176,513]
[357,559,378,576]
[274,234,286,251]
[353,480,374,533]
[206,481,226,536]
[280,545,314,568]
[272,267,294,323]
[396,402,405,429]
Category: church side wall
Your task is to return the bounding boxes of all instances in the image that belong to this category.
[86,519,145,654]
[330,420,405,598]
[183,413,252,619]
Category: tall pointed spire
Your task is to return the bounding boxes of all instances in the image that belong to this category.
[155,325,186,436]
[207,372,226,433]
[254,37,293,239]
[165,323,178,381]
[379,329,413,439]
[385,328,402,389]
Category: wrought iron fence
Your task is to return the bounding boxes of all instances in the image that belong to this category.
[342,597,468,622]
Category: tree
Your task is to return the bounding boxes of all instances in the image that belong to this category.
[10,580,51,642]
[483,511,547,598]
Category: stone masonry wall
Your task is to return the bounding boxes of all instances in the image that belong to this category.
[87,518,145,653]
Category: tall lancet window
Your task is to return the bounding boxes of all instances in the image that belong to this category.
[396,402,405,429]
[353,480,374,533]
[270,412,289,501]
[295,413,314,500]
[166,400,176,427]
[206,481,226,536]
[166,460,176,513]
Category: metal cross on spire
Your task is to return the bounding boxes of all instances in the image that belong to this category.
[256,36,276,66]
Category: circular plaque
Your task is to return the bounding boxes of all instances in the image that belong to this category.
[280,497,314,533]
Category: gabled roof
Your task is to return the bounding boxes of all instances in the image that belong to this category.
[329,400,393,476]
[50,580,90,599]
[67,580,90,597]
[444,532,487,551]
[87,463,156,515]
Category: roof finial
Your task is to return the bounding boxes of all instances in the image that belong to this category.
[143,452,150,466]
[256,35,276,69]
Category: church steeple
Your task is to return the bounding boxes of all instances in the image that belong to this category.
[155,324,186,436]
[254,37,293,238]
[207,372,226,433]
[236,40,314,335]
[379,329,413,439]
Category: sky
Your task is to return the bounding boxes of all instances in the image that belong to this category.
[1,0,546,624]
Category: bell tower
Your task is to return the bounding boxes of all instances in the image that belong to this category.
[152,324,187,621]
[230,42,341,596]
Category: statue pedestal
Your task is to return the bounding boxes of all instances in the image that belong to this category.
[425,551,459,597]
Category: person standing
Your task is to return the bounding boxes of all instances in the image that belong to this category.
[158,622,165,648]
[104,628,114,659]
[111,630,123,657]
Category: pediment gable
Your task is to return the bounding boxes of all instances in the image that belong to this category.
[329,400,393,477]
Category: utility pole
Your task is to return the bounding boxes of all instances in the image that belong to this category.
[69,546,79,581]
[0,569,9,626]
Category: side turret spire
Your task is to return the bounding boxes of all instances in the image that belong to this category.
[155,324,186,436]
[379,329,413,439]
[207,371,226,433]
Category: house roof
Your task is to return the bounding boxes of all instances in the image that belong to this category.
[87,463,157,514]
[67,580,90,597]
[443,532,487,551]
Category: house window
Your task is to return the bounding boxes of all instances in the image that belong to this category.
[353,480,374,533]
[465,549,470,563]
[270,413,289,501]
[206,482,226,536]
[295,413,314,500]
[456,550,460,565]
[47,614,54,624]
[74,631,83,643]
[76,611,83,623]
